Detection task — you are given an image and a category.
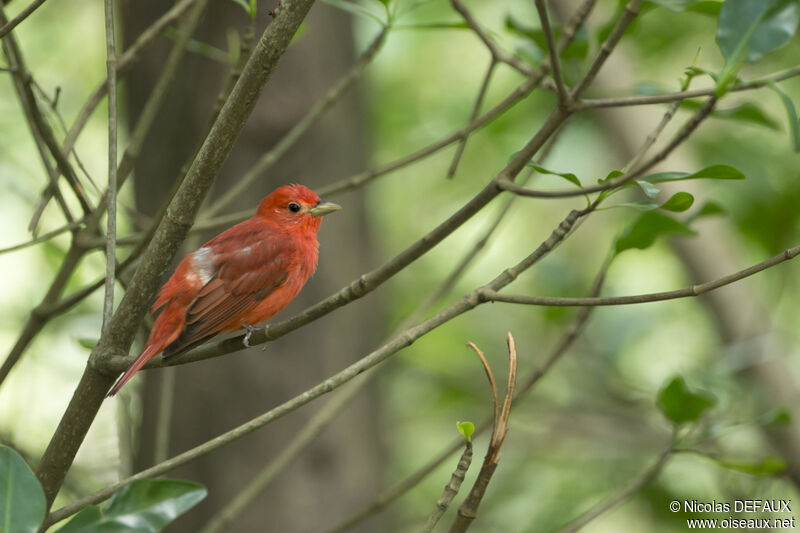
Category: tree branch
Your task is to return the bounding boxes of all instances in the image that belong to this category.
[0,0,47,38]
[35,0,317,509]
[535,0,568,105]
[101,0,118,333]
[482,244,800,308]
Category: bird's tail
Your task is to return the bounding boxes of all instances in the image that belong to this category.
[106,343,160,397]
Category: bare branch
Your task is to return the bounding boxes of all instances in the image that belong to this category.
[36,0,318,509]
[0,219,85,255]
[101,0,118,333]
[207,25,389,217]
[0,0,48,39]
[447,59,496,179]
[63,0,199,154]
[420,442,473,533]
[558,446,673,533]
[498,96,717,198]
[449,334,518,532]
[535,0,569,105]
[575,64,800,110]
[450,0,532,77]
[481,243,800,307]
[328,268,607,533]
[467,342,498,435]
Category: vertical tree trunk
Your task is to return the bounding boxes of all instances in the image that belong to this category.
[121,2,385,530]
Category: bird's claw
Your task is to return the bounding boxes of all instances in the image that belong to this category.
[242,323,258,348]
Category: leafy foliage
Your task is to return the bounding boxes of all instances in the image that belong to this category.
[657,376,716,424]
[57,480,207,533]
[0,446,46,533]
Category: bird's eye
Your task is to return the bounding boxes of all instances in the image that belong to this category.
[288,202,301,213]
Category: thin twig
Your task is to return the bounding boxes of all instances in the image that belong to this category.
[101,108,573,374]
[0,219,85,255]
[206,25,389,217]
[101,0,117,333]
[36,0,317,510]
[328,268,607,533]
[53,202,592,524]
[558,446,673,533]
[420,442,473,533]
[575,64,800,110]
[497,96,718,198]
[447,59,496,179]
[535,0,569,105]
[570,0,643,98]
[62,0,199,154]
[0,0,48,38]
[450,0,532,77]
[480,243,800,307]
[449,334,517,532]
[198,375,372,533]
[0,5,92,216]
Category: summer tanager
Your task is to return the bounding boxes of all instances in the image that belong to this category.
[107,184,340,396]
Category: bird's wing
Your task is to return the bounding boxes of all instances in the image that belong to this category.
[163,229,292,357]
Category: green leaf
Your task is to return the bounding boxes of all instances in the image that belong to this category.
[767,82,800,152]
[658,376,716,424]
[230,0,254,17]
[635,180,661,198]
[322,0,385,24]
[763,408,792,427]
[660,192,695,212]
[606,192,694,213]
[599,169,624,184]
[526,164,581,187]
[644,164,745,183]
[717,0,800,63]
[76,338,97,350]
[457,421,475,443]
[714,455,787,476]
[0,446,46,533]
[615,211,695,255]
[57,479,207,533]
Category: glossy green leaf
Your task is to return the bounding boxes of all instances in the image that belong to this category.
[615,211,695,255]
[457,421,475,443]
[763,408,791,427]
[660,192,694,212]
[0,446,46,533]
[635,180,661,198]
[644,164,745,183]
[57,479,207,533]
[77,338,98,349]
[717,0,800,63]
[768,82,800,152]
[658,376,716,424]
[714,455,787,476]
[599,169,625,184]
[526,163,581,187]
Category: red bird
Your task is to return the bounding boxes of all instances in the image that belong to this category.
[107,184,340,397]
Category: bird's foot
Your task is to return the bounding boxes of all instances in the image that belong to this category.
[242,323,259,348]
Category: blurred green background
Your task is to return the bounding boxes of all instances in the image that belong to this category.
[1,0,799,531]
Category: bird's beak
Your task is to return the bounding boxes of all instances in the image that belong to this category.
[309,201,341,217]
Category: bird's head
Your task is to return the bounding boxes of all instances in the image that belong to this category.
[257,184,341,232]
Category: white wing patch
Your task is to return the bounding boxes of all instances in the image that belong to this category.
[189,246,215,285]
